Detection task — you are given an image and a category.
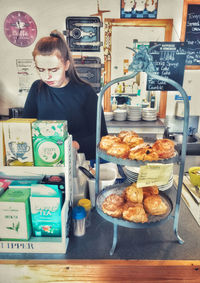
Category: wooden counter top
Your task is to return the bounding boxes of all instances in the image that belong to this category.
[0,259,200,282]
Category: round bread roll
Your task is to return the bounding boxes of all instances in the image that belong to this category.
[122,135,144,148]
[124,183,143,203]
[152,139,175,159]
[122,202,148,223]
[99,135,121,151]
[102,194,124,218]
[118,130,138,140]
[128,143,159,161]
[143,195,168,215]
[106,142,130,158]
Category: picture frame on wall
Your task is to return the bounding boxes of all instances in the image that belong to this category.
[120,0,158,19]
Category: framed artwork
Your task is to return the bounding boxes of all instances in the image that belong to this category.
[120,0,158,19]
[180,0,200,69]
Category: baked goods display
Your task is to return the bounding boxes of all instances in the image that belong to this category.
[99,131,175,161]
[101,182,169,223]
[107,142,130,158]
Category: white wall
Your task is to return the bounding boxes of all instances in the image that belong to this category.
[0,0,199,118]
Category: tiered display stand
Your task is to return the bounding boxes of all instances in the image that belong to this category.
[95,45,190,255]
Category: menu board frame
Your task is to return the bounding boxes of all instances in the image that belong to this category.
[181,0,200,69]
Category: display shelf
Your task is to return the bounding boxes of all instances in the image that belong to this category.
[95,45,190,255]
[0,133,73,254]
[97,147,179,167]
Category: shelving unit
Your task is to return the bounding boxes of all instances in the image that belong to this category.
[0,127,73,254]
[95,46,190,255]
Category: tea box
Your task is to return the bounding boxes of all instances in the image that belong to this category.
[30,184,62,237]
[0,188,32,240]
[3,118,36,166]
[32,120,68,167]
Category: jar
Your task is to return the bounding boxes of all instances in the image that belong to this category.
[72,206,86,237]
[78,198,92,227]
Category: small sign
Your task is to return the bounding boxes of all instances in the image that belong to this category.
[137,163,173,187]
[175,94,191,101]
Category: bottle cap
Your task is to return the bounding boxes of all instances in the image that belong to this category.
[78,198,92,212]
[72,206,86,220]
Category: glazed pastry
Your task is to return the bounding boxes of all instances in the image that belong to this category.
[152,139,175,159]
[128,143,159,161]
[99,135,121,151]
[124,183,143,203]
[122,135,144,148]
[102,193,124,218]
[106,142,130,158]
[122,202,148,223]
[143,195,168,215]
[118,130,138,140]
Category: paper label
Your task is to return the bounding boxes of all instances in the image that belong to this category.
[137,163,173,187]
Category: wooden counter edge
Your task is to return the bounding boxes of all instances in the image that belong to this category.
[0,260,200,282]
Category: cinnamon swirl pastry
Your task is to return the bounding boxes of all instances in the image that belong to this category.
[152,139,175,159]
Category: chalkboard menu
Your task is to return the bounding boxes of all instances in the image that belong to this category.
[146,42,187,91]
[185,4,200,65]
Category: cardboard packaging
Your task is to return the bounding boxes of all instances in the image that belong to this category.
[0,188,32,240]
[32,120,68,167]
[30,184,62,237]
[3,118,36,166]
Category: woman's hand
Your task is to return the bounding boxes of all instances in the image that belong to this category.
[72,140,80,150]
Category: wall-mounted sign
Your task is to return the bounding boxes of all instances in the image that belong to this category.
[181,0,200,69]
[146,42,187,91]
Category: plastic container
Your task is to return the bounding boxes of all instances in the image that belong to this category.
[72,206,86,237]
[189,167,200,187]
[78,198,92,227]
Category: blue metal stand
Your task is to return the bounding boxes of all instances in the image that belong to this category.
[95,45,189,254]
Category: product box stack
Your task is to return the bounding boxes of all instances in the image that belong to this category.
[0,118,73,253]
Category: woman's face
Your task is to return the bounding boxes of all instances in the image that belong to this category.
[35,53,70,88]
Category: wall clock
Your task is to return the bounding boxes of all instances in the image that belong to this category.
[4,11,37,47]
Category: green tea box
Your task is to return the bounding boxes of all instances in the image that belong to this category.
[32,120,68,167]
[3,118,36,166]
[30,184,62,237]
[0,188,32,240]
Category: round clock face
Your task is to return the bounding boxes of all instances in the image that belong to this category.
[4,11,37,47]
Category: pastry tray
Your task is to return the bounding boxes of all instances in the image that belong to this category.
[96,183,173,229]
[97,147,179,166]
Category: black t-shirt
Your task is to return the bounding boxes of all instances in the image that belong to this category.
[23,80,107,160]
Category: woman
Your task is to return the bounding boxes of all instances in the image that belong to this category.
[23,30,108,160]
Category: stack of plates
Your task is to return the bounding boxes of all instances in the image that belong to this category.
[113,109,127,121]
[127,105,142,121]
[123,166,173,191]
[104,112,113,121]
[123,166,140,183]
[142,108,157,121]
